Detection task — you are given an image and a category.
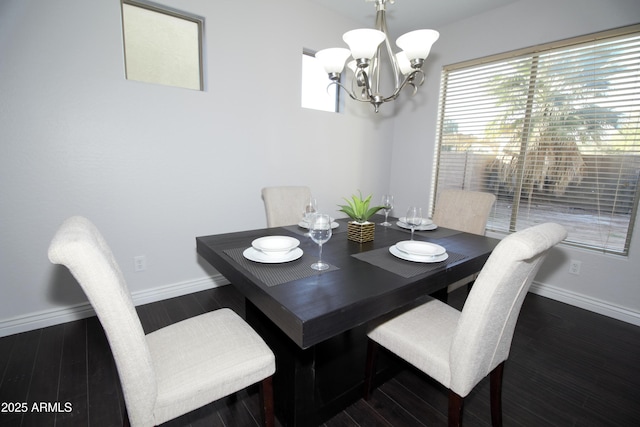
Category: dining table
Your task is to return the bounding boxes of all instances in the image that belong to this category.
[196,215,499,427]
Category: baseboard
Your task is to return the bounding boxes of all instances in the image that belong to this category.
[0,274,231,338]
[530,282,640,327]
[131,274,229,306]
[3,276,637,338]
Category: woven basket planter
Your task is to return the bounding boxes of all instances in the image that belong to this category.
[347,221,375,243]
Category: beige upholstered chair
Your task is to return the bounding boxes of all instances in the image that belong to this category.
[432,189,497,295]
[261,186,311,227]
[364,223,567,427]
[432,189,497,236]
[48,216,276,427]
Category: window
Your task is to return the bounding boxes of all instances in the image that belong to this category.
[301,50,340,112]
[433,25,640,255]
[121,0,203,90]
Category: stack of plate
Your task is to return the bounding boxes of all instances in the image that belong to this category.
[243,236,303,263]
[298,217,340,229]
[397,217,437,231]
[389,240,448,263]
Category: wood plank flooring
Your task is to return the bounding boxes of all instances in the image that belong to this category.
[1,285,639,426]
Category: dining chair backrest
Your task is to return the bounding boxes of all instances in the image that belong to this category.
[48,216,157,426]
[432,189,496,235]
[449,222,567,397]
[261,186,311,227]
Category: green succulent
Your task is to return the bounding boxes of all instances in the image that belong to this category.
[338,191,385,223]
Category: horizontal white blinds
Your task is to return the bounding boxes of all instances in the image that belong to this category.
[434,26,640,254]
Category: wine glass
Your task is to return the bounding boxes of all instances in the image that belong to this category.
[380,194,394,227]
[308,213,332,271]
[303,197,317,222]
[405,206,422,240]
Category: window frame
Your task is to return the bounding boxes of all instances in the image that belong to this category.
[432,24,640,255]
[121,0,205,91]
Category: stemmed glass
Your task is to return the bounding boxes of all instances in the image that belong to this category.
[380,194,394,227]
[308,213,332,271]
[302,196,317,237]
[405,206,423,240]
[303,197,317,222]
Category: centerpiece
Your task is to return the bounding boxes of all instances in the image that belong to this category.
[338,192,385,243]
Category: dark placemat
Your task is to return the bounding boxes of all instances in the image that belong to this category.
[280,224,309,237]
[352,246,467,278]
[224,247,339,287]
[390,222,463,239]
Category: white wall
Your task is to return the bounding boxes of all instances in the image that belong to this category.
[390,0,640,325]
[0,0,395,336]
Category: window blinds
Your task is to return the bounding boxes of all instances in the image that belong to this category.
[434,25,640,254]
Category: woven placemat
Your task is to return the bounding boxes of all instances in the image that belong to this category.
[352,246,467,278]
[224,247,339,287]
[280,225,309,237]
[391,223,462,239]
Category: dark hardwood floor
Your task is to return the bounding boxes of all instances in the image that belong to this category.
[1,285,639,426]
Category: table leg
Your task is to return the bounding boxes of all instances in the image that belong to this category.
[245,300,399,427]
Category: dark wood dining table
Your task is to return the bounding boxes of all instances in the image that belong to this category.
[196,216,499,426]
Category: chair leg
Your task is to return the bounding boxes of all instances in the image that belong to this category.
[122,408,130,427]
[448,390,464,427]
[490,362,505,427]
[363,339,379,400]
[260,376,275,427]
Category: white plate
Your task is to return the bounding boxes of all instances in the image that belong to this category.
[298,221,340,229]
[399,217,433,226]
[396,221,438,231]
[389,245,449,263]
[252,236,300,256]
[396,241,446,257]
[243,247,303,263]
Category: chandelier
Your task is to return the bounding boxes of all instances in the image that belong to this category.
[315,0,439,113]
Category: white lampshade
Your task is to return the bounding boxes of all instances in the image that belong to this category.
[346,60,357,74]
[395,51,413,75]
[343,29,386,60]
[315,48,352,74]
[396,29,439,61]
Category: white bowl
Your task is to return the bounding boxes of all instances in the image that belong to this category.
[252,236,300,257]
[396,241,446,257]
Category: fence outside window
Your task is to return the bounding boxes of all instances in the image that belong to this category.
[433,25,640,255]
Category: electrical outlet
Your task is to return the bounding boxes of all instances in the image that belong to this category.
[134,255,147,272]
[568,260,581,275]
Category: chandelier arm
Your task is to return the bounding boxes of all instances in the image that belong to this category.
[412,70,426,87]
[331,80,381,107]
[381,69,425,103]
[351,69,375,102]
[326,81,359,101]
